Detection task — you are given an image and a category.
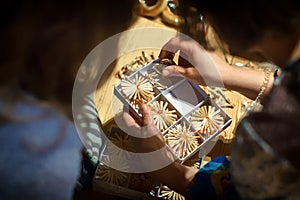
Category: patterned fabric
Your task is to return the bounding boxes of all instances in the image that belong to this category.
[186,58,300,199]
[73,95,103,190]
[76,95,103,166]
[186,156,239,200]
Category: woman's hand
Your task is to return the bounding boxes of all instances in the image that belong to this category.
[159,37,231,87]
[159,37,274,100]
[122,103,166,153]
[122,103,198,195]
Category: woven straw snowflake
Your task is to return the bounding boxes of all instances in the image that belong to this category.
[158,185,185,200]
[190,105,224,134]
[120,74,154,103]
[166,122,200,158]
[149,100,177,131]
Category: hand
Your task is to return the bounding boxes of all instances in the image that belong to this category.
[122,103,166,153]
[122,103,198,194]
[159,37,232,88]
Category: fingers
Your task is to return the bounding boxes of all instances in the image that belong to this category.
[159,37,199,61]
[159,38,196,78]
[121,103,160,139]
[162,65,203,85]
[162,65,186,77]
[122,111,140,128]
[158,37,185,61]
[138,103,153,126]
[122,103,153,128]
[120,109,141,136]
[133,104,165,152]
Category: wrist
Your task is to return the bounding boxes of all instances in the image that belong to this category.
[206,51,234,88]
[223,64,274,101]
[223,65,263,99]
[221,64,237,90]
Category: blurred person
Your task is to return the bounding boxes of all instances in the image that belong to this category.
[124,0,300,199]
[0,1,134,199]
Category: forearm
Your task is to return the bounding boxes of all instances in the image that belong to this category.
[149,162,198,195]
[223,65,274,101]
[132,135,197,194]
[209,52,274,101]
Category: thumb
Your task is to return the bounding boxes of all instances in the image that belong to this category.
[162,65,187,77]
[138,103,153,126]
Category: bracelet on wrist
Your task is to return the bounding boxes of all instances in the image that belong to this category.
[246,67,272,113]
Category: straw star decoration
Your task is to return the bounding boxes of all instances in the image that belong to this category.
[149,100,177,131]
[166,122,200,159]
[190,105,224,134]
[120,74,154,103]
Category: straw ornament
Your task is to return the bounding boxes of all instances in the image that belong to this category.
[120,74,154,103]
[166,123,200,158]
[158,185,185,200]
[190,105,224,134]
[150,100,177,131]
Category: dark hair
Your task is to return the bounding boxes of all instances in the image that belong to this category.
[180,0,300,57]
[0,1,135,112]
[0,1,136,153]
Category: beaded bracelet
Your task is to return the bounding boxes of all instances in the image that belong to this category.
[246,67,272,113]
